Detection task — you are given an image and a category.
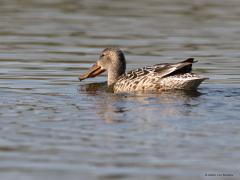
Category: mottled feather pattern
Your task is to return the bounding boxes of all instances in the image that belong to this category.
[113,59,206,93]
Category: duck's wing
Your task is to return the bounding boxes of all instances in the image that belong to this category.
[152,58,196,78]
[117,58,196,82]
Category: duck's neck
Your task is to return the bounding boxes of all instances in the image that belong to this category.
[107,64,125,86]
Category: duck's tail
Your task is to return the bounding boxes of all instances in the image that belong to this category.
[161,73,208,90]
[183,77,208,90]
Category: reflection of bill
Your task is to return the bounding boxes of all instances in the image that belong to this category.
[79,82,108,94]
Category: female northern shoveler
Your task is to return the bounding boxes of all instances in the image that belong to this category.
[79,48,208,93]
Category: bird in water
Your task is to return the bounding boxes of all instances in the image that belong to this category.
[79,48,208,93]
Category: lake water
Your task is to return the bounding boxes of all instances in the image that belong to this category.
[0,0,240,179]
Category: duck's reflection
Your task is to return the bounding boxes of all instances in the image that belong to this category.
[79,82,108,94]
[79,82,203,123]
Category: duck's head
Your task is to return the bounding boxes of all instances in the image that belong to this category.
[79,48,126,86]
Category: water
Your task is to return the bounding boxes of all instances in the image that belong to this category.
[0,0,240,179]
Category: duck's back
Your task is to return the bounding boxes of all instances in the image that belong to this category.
[113,58,207,93]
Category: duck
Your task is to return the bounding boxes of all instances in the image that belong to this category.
[79,48,208,93]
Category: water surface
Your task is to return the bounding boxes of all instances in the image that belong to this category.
[0,0,240,179]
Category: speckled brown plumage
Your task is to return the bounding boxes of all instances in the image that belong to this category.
[79,48,208,93]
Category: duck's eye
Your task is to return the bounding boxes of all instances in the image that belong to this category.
[100,54,106,58]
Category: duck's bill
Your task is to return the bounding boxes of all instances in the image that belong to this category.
[79,64,105,81]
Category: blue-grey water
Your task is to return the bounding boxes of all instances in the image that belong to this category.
[0,0,240,179]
